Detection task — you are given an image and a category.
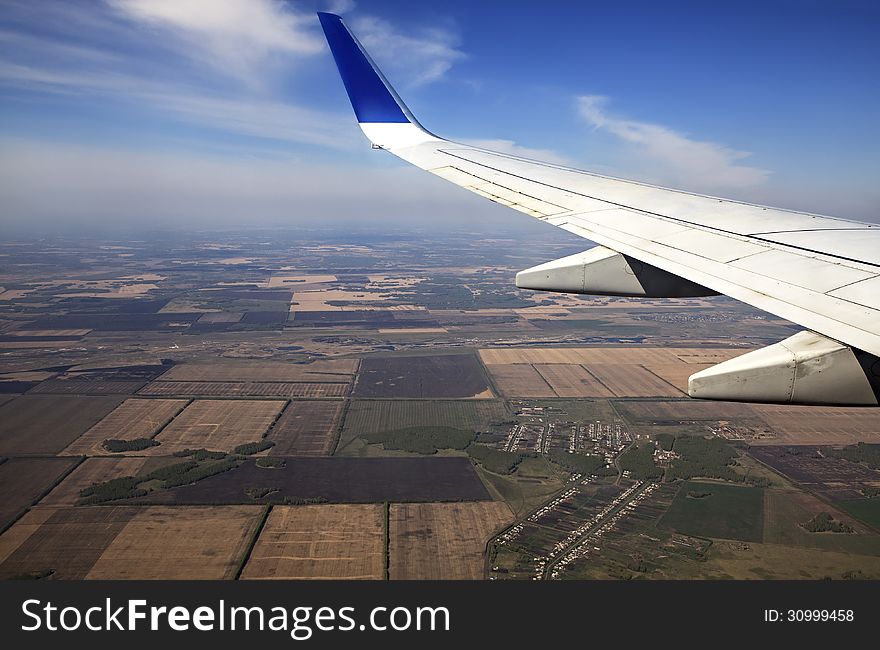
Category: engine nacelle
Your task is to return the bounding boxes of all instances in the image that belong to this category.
[515,246,716,297]
[689,330,880,405]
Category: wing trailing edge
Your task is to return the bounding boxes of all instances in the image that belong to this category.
[317,13,880,405]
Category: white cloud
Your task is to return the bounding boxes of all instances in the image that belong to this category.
[107,0,323,84]
[577,95,769,192]
[0,139,520,229]
[0,61,356,150]
[351,16,465,87]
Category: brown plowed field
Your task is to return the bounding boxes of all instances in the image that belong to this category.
[139,381,349,398]
[389,502,514,579]
[61,398,188,455]
[39,458,149,506]
[241,504,384,580]
[534,364,614,398]
[146,399,286,454]
[157,359,358,382]
[267,401,343,456]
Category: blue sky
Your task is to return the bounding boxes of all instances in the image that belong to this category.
[1,0,878,233]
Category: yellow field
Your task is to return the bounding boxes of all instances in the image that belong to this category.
[587,364,683,397]
[61,398,188,455]
[534,364,614,398]
[139,381,349,398]
[241,505,384,580]
[645,364,713,392]
[488,364,555,397]
[85,506,263,579]
[478,347,740,397]
[389,502,514,580]
[147,399,286,454]
[750,405,880,445]
[479,347,744,365]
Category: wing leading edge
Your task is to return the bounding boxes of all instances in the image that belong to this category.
[317,12,880,405]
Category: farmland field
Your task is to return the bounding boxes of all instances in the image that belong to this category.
[39,457,150,506]
[61,398,189,455]
[338,399,507,453]
[84,506,263,579]
[534,364,614,397]
[586,364,683,397]
[645,364,713,392]
[613,399,761,424]
[139,381,348,398]
[354,354,491,398]
[267,401,343,456]
[389,502,514,579]
[747,446,880,501]
[147,399,286,454]
[762,489,880,554]
[750,405,880,445]
[0,507,137,579]
[837,499,880,529]
[139,457,492,504]
[156,359,358,382]
[0,457,79,531]
[660,481,764,542]
[484,364,555,398]
[0,395,125,455]
[28,379,147,394]
[241,504,384,579]
[478,347,741,366]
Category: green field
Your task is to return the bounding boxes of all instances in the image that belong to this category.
[660,481,764,542]
[478,456,567,517]
[837,498,880,529]
[337,399,507,455]
[763,490,880,555]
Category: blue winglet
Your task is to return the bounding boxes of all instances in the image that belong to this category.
[318,12,410,124]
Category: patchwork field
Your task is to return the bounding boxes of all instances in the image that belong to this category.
[39,457,150,506]
[660,481,764,542]
[587,364,683,397]
[0,505,263,579]
[84,506,263,579]
[478,347,726,397]
[338,399,507,454]
[750,405,880,445]
[28,379,147,395]
[266,401,343,456]
[156,359,358,382]
[762,488,880,553]
[748,446,880,501]
[139,457,492,504]
[0,457,79,531]
[389,502,514,579]
[147,399,286,455]
[139,381,349,398]
[61,398,189,455]
[241,504,384,580]
[487,364,555,398]
[354,354,491,398]
[0,395,125,455]
[645,363,713,392]
[614,399,762,423]
[701,542,880,579]
[0,507,134,579]
[478,347,743,366]
[534,364,614,398]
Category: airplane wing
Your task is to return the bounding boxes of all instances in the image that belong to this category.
[317,12,880,406]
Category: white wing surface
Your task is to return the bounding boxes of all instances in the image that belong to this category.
[318,12,880,405]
